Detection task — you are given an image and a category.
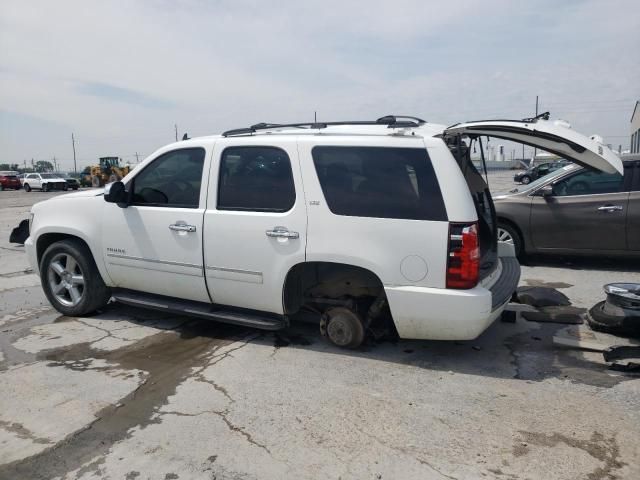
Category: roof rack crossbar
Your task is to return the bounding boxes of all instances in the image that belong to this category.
[222,115,427,137]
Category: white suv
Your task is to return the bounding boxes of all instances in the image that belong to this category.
[23,172,68,192]
[25,115,622,348]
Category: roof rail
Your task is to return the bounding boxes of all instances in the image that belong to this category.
[522,111,550,122]
[221,115,427,137]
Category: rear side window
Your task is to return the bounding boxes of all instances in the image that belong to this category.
[312,146,447,221]
[626,162,639,191]
[217,146,296,212]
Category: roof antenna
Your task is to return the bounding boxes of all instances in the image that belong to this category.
[182,133,189,141]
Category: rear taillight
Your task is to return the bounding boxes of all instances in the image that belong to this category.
[447,222,480,289]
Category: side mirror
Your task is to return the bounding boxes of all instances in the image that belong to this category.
[536,185,554,198]
[104,181,128,207]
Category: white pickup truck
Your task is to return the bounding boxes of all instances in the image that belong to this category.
[25,115,622,348]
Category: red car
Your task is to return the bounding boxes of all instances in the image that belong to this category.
[0,171,22,190]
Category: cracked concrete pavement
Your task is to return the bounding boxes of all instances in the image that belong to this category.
[1,180,640,480]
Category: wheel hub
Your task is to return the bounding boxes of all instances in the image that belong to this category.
[327,316,353,347]
[321,307,365,349]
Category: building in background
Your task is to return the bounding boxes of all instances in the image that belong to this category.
[631,100,640,154]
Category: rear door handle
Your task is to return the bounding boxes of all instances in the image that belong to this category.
[169,223,197,232]
[597,205,623,213]
[265,226,299,239]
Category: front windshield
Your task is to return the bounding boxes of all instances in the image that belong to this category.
[510,164,578,193]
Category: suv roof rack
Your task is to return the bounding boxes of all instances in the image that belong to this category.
[221,115,427,137]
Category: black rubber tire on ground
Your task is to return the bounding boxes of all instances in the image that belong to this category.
[40,239,111,316]
[24,183,31,192]
[587,301,640,337]
[42,183,49,192]
[63,185,68,191]
[323,307,365,349]
[497,221,524,258]
[521,175,531,184]
[73,186,79,190]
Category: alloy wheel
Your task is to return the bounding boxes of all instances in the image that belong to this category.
[47,253,85,307]
[497,227,514,244]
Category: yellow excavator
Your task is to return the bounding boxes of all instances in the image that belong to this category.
[87,157,131,187]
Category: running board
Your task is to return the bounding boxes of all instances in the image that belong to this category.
[112,289,287,331]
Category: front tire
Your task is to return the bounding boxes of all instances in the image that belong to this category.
[42,183,49,192]
[24,183,31,192]
[497,221,524,258]
[521,175,531,185]
[40,239,111,316]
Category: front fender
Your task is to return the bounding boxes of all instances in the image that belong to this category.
[30,197,113,286]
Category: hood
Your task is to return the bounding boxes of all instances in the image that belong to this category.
[48,189,104,200]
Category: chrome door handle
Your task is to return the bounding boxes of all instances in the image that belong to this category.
[265,226,299,239]
[597,205,623,213]
[169,223,197,232]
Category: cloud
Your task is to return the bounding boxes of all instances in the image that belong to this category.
[0,0,638,168]
[74,81,175,109]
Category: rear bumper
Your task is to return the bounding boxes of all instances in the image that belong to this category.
[386,257,520,340]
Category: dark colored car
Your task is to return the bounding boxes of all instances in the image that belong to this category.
[495,158,640,258]
[513,160,569,184]
[59,173,80,190]
[0,172,22,190]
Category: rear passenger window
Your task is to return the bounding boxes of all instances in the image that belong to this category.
[312,146,447,221]
[217,146,296,212]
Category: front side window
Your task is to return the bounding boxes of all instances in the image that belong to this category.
[132,148,205,208]
[312,146,447,221]
[217,146,296,212]
[552,169,624,196]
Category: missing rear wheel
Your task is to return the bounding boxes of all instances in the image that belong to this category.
[320,307,365,349]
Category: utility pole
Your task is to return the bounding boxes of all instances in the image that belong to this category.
[174,124,178,142]
[53,156,57,172]
[135,152,140,163]
[533,95,539,160]
[71,133,77,174]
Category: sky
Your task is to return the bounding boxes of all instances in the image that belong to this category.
[1,0,639,171]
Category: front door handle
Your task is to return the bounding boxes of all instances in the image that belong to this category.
[265,226,299,239]
[597,205,623,213]
[169,223,197,232]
